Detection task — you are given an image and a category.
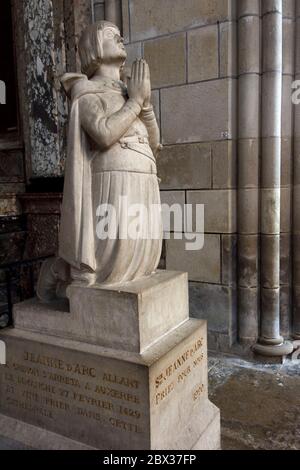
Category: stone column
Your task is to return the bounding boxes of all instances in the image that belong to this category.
[280,0,295,337]
[93,1,105,22]
[237,0,260,344]
[253,0,293,357]
[293,1,300,339]
[105,0,122,30]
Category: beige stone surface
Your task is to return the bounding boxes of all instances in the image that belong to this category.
[166,235,221,283]
[14,271,189,353]
[144,34,186,88]
[262,13,282,72]
[296,18,300,74]
[188,25,218,82]
[129,0,232,41]
[261,138,281,187]
[160,190,185,232]
[191,409,221,450]
[280,233,291,285]
[281,187,291,233]
[147,321,217,449]
[292,233,300,280]
[161,79,236,144]
[282,75,293,138]
[189,282,237,335]
[186,189,237,233]
[283,18,295,75]
[283,0,295,18]
[0,414,95,450]
[221,234,237,286]
[157,143,211,190]
[261,188,281,234]
[293,185,300,231]
[238,139,259,188]
[124,42,142,66]
[237,0,260,351]
[281,138,292,186]
[238,235,259,288]
[237,286,259,340]
[151,89,160,126]
[122,0,130,43]
[261,235,280,288]
[220,21,237,77]
[0,319,220,450]
[238,188,259,234]
[94,1,105,22]
[261,73,282,138]
[238,16,260,74]
[237,0,260,17]
[238,74,260,139]
[280,285,291,336]
[212,140,237,189]
[257,1,286,351]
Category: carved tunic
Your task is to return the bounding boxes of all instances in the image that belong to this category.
[58,75,162,285]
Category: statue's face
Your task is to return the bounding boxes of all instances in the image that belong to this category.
[100,26,127,62]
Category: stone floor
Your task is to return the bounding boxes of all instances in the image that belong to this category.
[208,353,300,450]
[0,353,299,450]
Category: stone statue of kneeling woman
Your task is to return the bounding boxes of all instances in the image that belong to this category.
[37,21,163,302]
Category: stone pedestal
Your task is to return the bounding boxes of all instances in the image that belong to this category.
[0,271,220,450]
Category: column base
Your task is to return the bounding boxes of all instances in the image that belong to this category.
[258,336,283,346]
[252,340,293,358]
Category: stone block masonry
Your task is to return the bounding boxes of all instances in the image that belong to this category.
[116,0,238,350]
[0,271,220,449]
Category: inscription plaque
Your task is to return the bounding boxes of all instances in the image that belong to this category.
[0,319,214,450]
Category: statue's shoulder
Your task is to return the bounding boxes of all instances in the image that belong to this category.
[60,73,106,101]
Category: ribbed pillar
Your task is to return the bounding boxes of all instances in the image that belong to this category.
[253,0,293,356]
[105,0,122,30]
[280,0,295,337]
[237,0,260,344]
[293,1,300,339]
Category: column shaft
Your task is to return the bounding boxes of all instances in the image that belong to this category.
[253,0,293,357]
[293,1,300,338]
[280,1,295,337]
[237,0,260,344]
[105,0,122,30]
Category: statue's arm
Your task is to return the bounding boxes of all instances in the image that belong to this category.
[140,105,161,156]
[79,94,142,150]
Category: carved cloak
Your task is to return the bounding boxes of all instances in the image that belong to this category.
[58,74,103,271]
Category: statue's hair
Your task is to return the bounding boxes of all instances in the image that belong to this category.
[78,21,119,78]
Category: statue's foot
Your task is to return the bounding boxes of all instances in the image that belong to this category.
[70,267,96,286]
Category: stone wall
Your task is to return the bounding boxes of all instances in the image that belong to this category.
[280,1,295,337]
[1,0,298,353]
[107,0,238,350]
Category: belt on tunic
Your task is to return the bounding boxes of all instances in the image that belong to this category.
[118,136,156,164]
[119,135,149,145]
